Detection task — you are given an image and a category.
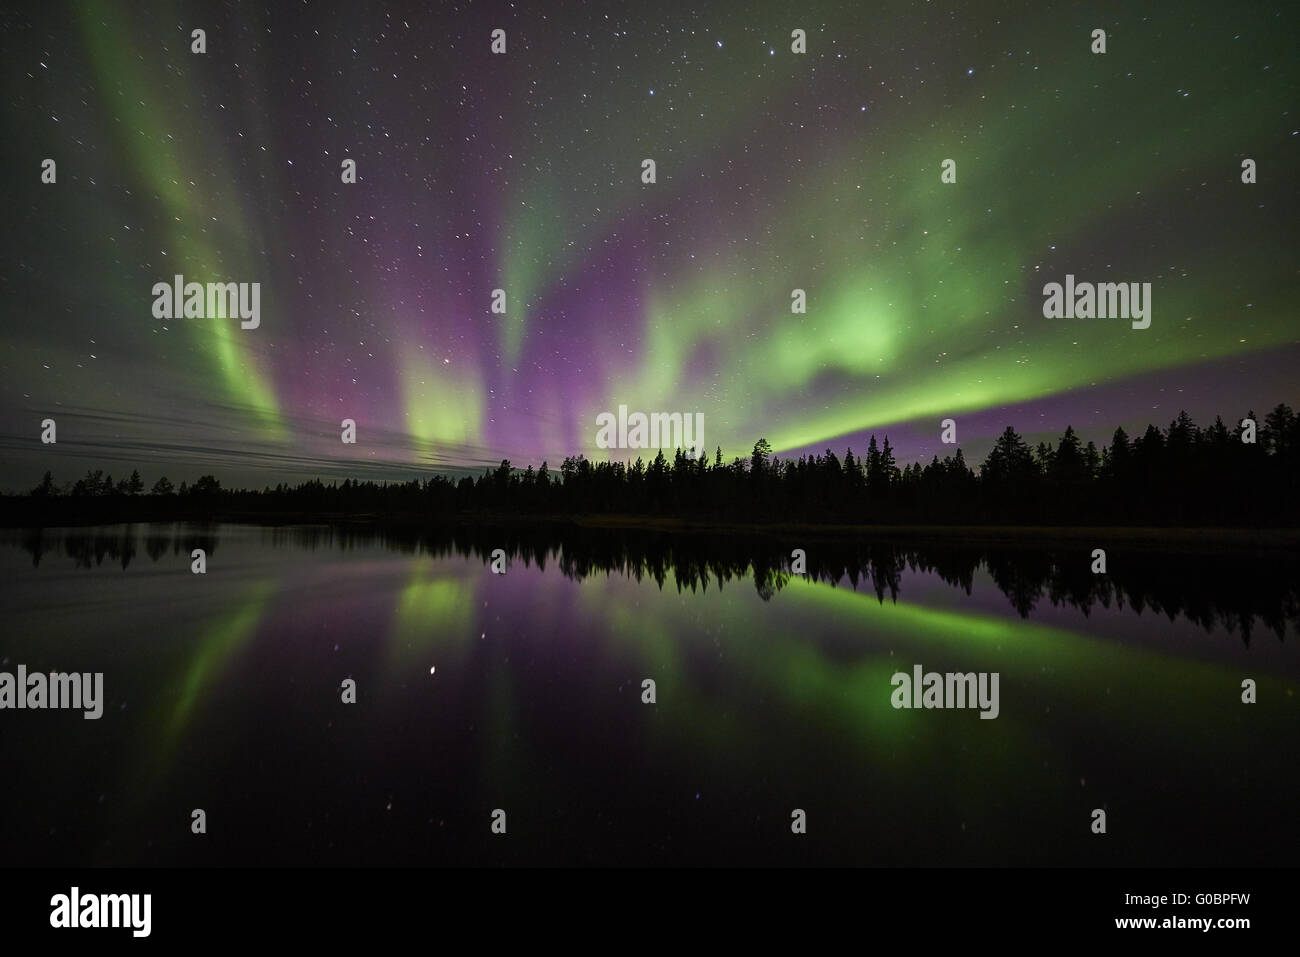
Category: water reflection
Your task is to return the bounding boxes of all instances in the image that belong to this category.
[5,522,1295,644]
[0,521,1295,867]
[16,524,219,571]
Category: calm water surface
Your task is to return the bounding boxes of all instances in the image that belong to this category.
[0,523,1295,866]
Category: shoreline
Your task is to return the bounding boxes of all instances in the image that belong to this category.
[4,508,1297,551]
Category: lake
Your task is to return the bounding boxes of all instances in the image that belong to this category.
[1,522,1295,866]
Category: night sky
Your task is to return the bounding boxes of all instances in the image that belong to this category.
[2,0,1296,491]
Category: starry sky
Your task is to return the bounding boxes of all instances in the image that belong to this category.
[1,0,1296,491]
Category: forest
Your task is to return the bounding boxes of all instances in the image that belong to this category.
[8,404,1298,527]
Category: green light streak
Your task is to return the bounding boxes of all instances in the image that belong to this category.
[78,0,284,438]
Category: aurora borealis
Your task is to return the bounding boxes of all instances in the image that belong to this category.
[2,0,1296,490]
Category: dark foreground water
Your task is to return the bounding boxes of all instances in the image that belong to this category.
[0,522,1295,866]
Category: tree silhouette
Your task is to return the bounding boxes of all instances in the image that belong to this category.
[7,404,1298,528]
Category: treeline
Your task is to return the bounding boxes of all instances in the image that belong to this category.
[9,403,1300,526]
